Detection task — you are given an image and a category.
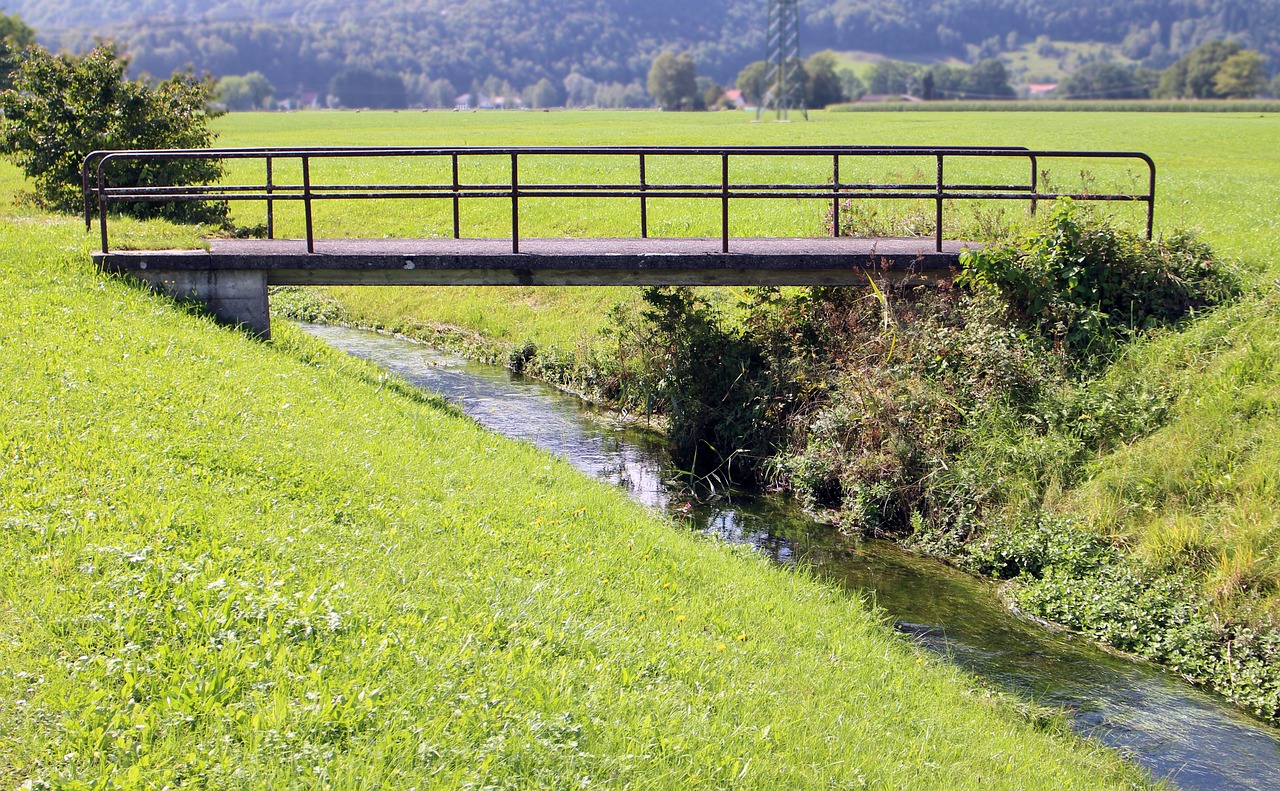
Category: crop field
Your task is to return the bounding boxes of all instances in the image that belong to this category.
[0,116,1167,786]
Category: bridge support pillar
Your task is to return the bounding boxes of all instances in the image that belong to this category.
[132,269,271,339]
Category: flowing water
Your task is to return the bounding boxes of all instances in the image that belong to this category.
[303,322,1280,790]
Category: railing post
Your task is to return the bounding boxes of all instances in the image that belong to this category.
[452,153,461,239]
[265,155,275,239]
[721,153,730,254]
[83,157,93,232]
[639,153,648,239]
[97,164,109,254]
[832,154,841,238]
[934,153,944,253]
[511,153,520,254]
[1146,159,1157,240]
[302,155,314,254]
[1029,155,1039,218]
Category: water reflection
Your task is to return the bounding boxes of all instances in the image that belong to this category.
[302,322,1280,790]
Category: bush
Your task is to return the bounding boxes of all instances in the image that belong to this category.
[0,42,225,223]
[958,200,1240,364]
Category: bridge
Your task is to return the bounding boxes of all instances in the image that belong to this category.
[85,145,1156,338]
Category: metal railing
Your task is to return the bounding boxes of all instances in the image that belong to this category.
[84,145,1156,255]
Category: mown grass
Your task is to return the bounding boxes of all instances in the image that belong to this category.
[0,158,1159,785]
[214,111,1280,656]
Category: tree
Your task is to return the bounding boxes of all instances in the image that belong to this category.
[648,51,698,111]
[1157,40,1244,99]
[867,60,917,95]
[736,60,768,106]
[1272,74,1280,99]
[805,50,846,108]
[1060,63,1153,100]
[424,78,457,109]
[921,70,936,100]
[524,77,561,109]
[563,72,596,107]
[217,71,274,111]
[963,59,1015,99]
[1214,50,1268,98]
[0,12,36,91]
[923,64,967,99]
[838,68,866,102]
[1184,41,1242,99]
[0,42,223,222]
[328,67,406,109]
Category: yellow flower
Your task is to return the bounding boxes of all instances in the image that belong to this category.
[716,643,726,652]
[676,614,685,623]
[737,633,748,642]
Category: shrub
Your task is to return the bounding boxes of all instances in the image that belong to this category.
[0,42,225,223]
[958,200,1240,364]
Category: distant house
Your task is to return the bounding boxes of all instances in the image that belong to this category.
[723,89,746,109]
[1027,83,1059,98]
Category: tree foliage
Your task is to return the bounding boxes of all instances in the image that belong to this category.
[0,12,36,90]
[1214,50,1269,98]
[328,67,407,109]
[1060,62,1156,100]
[11,2,1279,106]
[736,61,769,106]
[0,43,224,222]
[805,50,846,108]
[1156,39,1250,98]
[217,71,274,111]
[648,51,698,111]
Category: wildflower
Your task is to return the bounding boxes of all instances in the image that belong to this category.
[676,614,685,623]
[716,643,726,652]
[737,633,748,642]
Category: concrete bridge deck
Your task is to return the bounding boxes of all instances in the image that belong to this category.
[96,237,968,338]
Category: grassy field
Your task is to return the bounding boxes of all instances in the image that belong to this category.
[207,110,1280,656]
[0,139,1161,785]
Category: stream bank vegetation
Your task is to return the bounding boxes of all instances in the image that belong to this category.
[0,162,1157,788]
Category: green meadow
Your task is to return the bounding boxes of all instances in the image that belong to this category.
[0,116,1165,786]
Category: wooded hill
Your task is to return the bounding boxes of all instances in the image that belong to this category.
[11,0,1280,101]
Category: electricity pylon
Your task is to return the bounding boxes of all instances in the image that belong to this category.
[758,0,807,121]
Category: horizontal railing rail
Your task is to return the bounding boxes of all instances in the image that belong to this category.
[84,145,1155,255]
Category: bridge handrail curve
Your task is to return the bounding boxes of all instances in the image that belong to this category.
[83,145,1155,255]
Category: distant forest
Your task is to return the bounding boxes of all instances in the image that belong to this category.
[8,0,1279,102]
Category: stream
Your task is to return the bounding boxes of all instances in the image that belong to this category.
[302,322,1280,790]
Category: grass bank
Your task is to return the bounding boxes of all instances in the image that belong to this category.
[0,164,1157,785]
[221,110,1280,724]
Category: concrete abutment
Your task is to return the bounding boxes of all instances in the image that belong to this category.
[131,268,271,339]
